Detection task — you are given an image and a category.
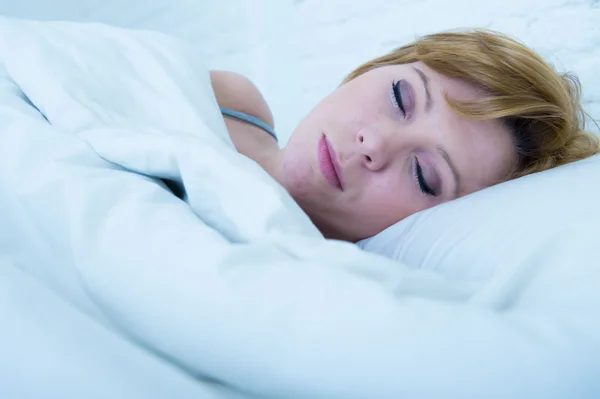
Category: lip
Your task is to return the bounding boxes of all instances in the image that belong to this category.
[318,134,344,191]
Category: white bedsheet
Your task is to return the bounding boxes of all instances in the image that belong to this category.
[0,18,599,399]
[0,260,249,399]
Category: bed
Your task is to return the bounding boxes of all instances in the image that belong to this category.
[0,3,599,398]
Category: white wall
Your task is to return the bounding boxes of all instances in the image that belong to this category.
[1,0,599,142]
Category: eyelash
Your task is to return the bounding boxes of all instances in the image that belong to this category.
[392,80,435,197]
[391,80,406,117]
[413,156,437,196]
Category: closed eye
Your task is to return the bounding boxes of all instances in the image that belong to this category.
[391,80,406,117]
[413,156,437,196]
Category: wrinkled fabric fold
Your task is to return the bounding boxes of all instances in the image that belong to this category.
[0,17,598,399]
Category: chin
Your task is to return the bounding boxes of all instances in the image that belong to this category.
[318,222,356,242]
[301,204,355,242]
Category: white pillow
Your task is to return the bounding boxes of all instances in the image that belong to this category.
[358,153,600,282]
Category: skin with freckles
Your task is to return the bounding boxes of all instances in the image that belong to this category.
[267,62,516,241]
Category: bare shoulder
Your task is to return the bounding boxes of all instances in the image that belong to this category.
[209,70,274,130]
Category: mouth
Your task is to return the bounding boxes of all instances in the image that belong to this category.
[318,134,343,191]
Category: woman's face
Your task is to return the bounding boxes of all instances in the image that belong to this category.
[279,62,516,241]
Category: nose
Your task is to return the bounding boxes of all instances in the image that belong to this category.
[357,129,391,171]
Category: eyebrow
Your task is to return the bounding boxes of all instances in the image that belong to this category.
[412,67,433,113]
[436,145,460,198]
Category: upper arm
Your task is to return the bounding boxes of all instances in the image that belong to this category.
[209,70,274,130]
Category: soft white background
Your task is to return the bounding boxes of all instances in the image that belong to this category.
[1,0,598,143]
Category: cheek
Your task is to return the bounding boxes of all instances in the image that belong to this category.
[318,89,375,131]
[355,178,412,228]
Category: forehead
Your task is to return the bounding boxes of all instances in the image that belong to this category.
[387,62,516,192]
[449,112,516,193]
[425,65,516,192]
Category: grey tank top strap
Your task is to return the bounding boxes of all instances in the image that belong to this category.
[219,107,278,142]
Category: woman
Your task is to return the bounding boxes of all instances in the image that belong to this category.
[210,29,599,242]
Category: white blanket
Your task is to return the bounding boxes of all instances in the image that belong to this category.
[0,18,598,399]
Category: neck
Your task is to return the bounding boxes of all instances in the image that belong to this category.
[231,130,284,185]
[254,146,285,185]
